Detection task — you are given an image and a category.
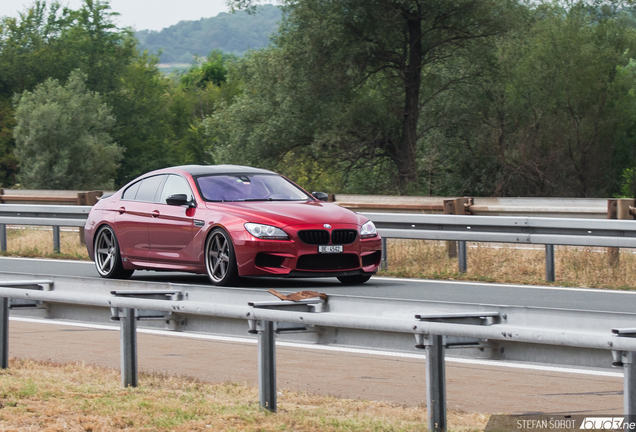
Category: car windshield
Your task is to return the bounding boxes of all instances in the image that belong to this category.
[196,174,311,202]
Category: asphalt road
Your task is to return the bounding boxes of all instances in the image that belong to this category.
[1,256,635,312]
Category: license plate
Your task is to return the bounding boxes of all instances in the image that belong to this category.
[318,245,343,253]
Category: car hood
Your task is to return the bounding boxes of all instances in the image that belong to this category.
[205,200,362,227]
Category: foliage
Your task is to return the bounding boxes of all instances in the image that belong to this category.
[0,98,18,187]
[428,1,636,197]
[218,0,636,196]
[0,0,136,187]
[220,0,521,193]
[135,4,282,63]
[13,70,123,189]
[107,51,177,185]
[618,168,636,198]
[0,1,240,188]
[4,0,636,197]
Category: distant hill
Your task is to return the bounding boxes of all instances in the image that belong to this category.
[135,4,282,64]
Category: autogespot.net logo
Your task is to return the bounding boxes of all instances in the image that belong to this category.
[580,418,626,430]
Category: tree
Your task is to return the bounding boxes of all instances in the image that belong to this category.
[0,0,137,187]
[13,70,123,189]
[225,0,518,192]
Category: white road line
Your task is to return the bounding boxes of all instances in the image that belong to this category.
[10,316,623,379]
[375,275,636,295]
[0,257,94,265]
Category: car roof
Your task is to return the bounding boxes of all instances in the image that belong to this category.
[169,165,276,176]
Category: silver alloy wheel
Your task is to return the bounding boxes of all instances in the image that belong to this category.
[95,226,117,276]
[207,231,231,283]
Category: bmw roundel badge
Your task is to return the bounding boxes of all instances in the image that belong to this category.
[323,224,332,229]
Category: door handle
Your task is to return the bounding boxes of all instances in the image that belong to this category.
[151,210,160,218]
[117,207,126,215]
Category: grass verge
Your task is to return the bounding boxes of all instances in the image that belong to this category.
[0,358,487,432]
[378,240,636,290]
[3,227,89,260]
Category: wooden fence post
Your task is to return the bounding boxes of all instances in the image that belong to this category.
[77,191,103,245]
[608,199,635,267]
[443,198,471,260]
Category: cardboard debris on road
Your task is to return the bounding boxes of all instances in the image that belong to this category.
[268,289,327,302]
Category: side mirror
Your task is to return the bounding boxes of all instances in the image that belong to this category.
[166,194,195,207]
[312,192,329,202]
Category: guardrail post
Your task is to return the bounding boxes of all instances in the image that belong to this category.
[52,226,61,254]
[249,298,324,412]
[381,237,388,270]
[426,335,446,432]
[624,352,636,417]
[611,330,636,417]
[258,320,277,412]
[458,241,467,274]
[0,224,6,252]
[0,298,8,369]
[120,308,138,388]
[545,245,555,282]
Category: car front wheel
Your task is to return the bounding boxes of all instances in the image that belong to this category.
[94,225,134,279]
[205,228,239,286]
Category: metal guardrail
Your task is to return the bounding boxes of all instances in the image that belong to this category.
[366,212,636,280]
[0,275,634,431]
[0,205,92,253]
[1,204,635,280]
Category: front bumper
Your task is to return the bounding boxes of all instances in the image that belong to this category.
[231,224,382,277]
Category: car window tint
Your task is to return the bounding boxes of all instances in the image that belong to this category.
[135,175,166,203]
[122,181,141,201]
[159,175,193,204]
[196,174,310,202]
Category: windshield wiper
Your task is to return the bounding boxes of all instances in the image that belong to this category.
[241,198,292,202]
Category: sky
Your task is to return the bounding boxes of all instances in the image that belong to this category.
[0,0,255,32]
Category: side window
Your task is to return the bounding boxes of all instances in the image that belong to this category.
[159,175,194,204]
[122,180,141,201]
[135,175,166,203]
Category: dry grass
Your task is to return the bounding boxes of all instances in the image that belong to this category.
[379,240,636,290]
[0,358,488,432]
[1,227,89,260]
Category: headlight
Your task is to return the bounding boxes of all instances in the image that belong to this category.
[360,220,377,238]
[244,223,289,240]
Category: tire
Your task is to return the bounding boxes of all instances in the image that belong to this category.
[93,225,134,279]
[205,228,239,286]
[337,274,372,285]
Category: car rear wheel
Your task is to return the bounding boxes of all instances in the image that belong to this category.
[205,228,239,286]
[94,226,134,279]
[337,274,372,285]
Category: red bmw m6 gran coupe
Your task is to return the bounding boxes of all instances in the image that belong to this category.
[85,165,382,286]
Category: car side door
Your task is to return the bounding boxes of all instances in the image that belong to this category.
[114,175,167,261]
[148,174,198,264]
